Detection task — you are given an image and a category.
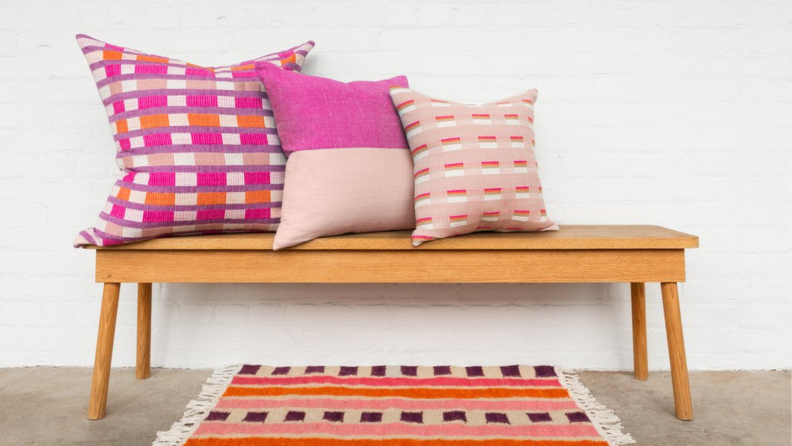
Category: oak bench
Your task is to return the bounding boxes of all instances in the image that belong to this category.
[83,224,699,421]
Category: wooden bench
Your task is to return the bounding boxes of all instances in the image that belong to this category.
[83,225,699,421]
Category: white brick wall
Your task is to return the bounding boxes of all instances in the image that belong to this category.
[0,0,789,371]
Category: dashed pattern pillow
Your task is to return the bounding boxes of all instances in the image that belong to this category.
[73,34,314,247]
[390,87,558,246]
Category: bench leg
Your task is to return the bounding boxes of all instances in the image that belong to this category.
[661,282,693,420]
[136,283,152,380]
[88,283,121,420]
[630,282,649,381]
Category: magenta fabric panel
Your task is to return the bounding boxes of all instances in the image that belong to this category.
[254,63,409,154]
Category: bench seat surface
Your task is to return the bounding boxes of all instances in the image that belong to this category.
[87,225,698,251]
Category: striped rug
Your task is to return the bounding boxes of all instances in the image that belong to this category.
[154,365,634,446]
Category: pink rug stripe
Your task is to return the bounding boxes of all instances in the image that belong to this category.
[195,421,602,438]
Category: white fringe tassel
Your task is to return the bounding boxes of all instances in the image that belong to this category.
[558,368,636,446]
[151,364,242,446]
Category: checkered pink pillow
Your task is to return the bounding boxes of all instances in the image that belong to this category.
[389,87,558,246]
[73,34,314,247]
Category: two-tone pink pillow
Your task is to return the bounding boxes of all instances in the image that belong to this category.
[254,63,414,250]
[390,87,558,246]
[74,34,314,247]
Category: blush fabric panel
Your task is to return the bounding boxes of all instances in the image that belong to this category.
[273,149,415,250]
[390,87,558,246]
[254,67,413,250]
[73,34,314,247]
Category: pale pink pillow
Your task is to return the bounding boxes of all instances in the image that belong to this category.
[389,87,558,246]
[255,64,414,250]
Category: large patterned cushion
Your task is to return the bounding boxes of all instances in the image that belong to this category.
[73,34,314,247]
[254,63,414,250]
[389,87,558,246]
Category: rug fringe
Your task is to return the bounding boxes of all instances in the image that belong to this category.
[151,364,242,446]
[558,368,636,446]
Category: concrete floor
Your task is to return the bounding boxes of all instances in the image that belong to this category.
[0,368,789,446]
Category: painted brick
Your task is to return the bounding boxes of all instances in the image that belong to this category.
[0,0,788,372]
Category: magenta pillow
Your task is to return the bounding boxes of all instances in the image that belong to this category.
[255,64,414,249]
[73,34,314,247]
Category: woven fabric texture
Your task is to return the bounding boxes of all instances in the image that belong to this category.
[180,365,612,445]
[74,34,314,247]
[256,63,410,153]
[390,87,558,246]
[254,66,414,250]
